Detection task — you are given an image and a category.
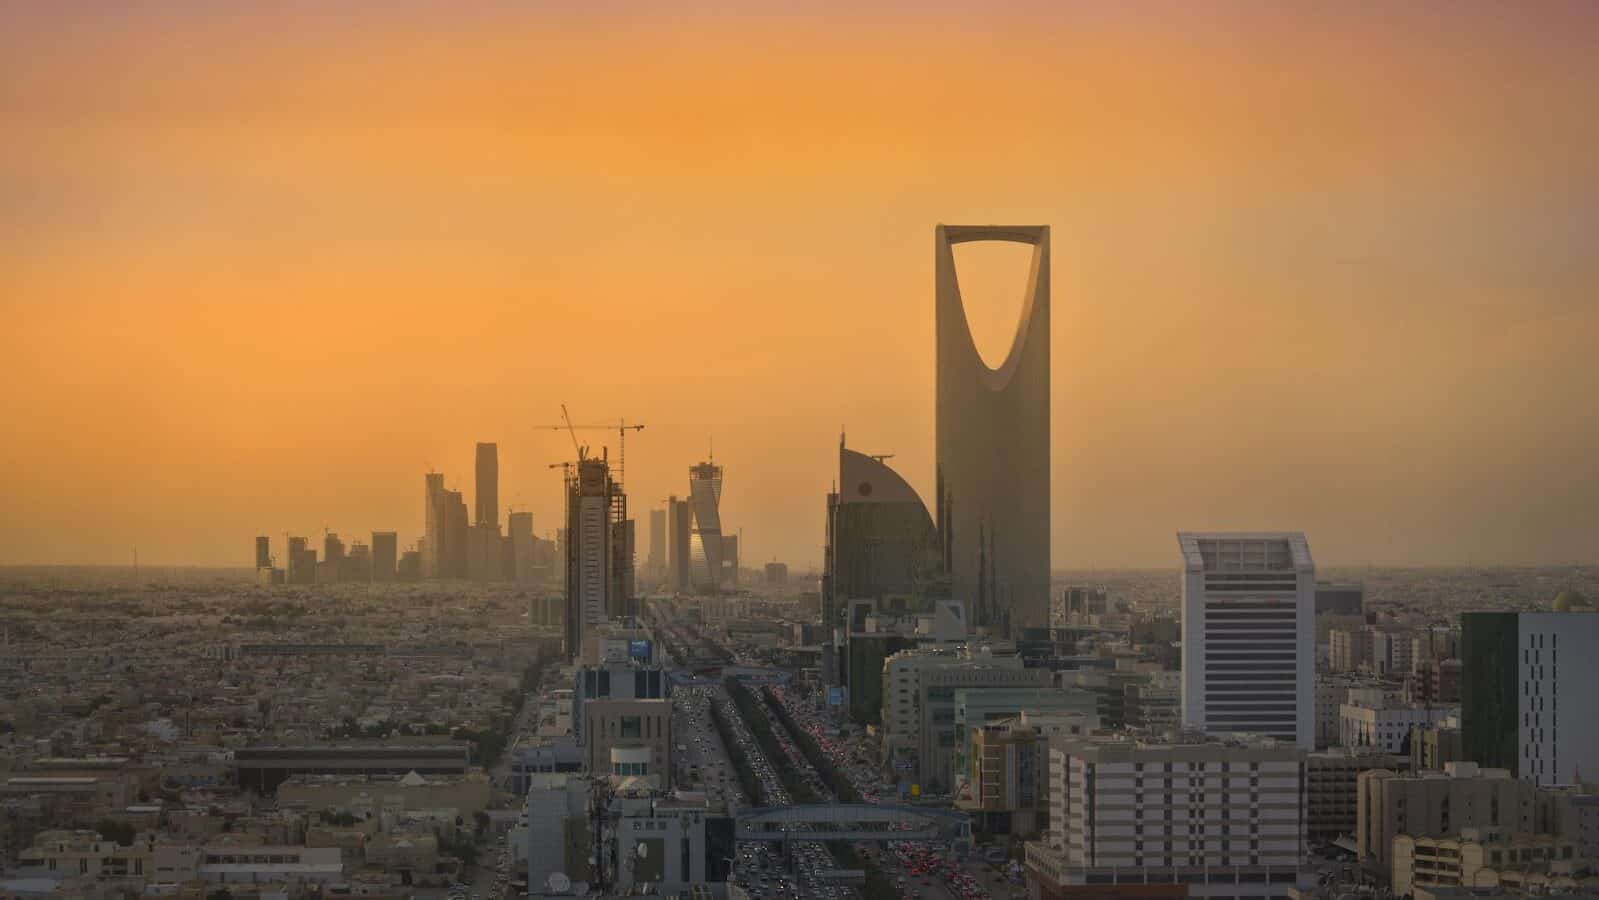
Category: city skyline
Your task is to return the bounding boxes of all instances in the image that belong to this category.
[7,4,1599,569]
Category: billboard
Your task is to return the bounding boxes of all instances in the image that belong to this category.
[629,639,652,661]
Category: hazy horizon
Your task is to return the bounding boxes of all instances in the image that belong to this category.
[6,3,1599,569]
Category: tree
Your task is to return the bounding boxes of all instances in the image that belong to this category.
[207,890,235,900]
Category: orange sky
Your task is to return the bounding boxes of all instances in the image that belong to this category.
[4,3,1599,568]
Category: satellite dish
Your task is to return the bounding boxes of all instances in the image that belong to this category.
[548,872,572,893]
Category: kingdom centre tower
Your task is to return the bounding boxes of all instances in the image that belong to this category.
[934,224,1051,636]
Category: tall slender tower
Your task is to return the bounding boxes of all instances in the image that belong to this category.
[688,461,725,592]
[475,442,499,530]
[934,224,1051,635]
[423,472,445,579]
[565,453,627,660]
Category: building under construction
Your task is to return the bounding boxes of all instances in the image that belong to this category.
[563,449,635,660]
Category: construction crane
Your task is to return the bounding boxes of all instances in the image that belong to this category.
[538,411,646,491]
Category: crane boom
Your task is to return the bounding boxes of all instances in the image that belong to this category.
[560,404,585,459]
[536,417,645,491]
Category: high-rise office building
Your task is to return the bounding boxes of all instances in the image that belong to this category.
[442,489,468,578]
[509,511,536,583]
[664,496,692,594]
[345,540,372,581]
[423,472,446,579]
[254,536,271,570]
[934,224,1050,636]
[564,454,628,660]
[323,532,345,566]
[467,523,503,580]
[286,535,316,585]
[1178,531,1315,748]
[647,508,666,580]
[1461,610,1599,787]
[370,531,397,582]
[822,439,941,632]
[475,442,499,530]
[688,461,725,592]
[615,517,635,606]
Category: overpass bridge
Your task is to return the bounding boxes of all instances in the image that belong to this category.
[736,803,971,851]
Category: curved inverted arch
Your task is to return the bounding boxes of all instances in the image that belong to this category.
[934,223,1051,635]
[935,225,1049,392]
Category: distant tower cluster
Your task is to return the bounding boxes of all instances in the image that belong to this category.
[259,439,557,587]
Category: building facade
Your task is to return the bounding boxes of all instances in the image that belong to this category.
[1355,763,1536,871]
[1026,737,1309,900]
[1461,611,1599,787]
[1178,532,1315,748]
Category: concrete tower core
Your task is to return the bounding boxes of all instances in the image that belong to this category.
[934,224,1050,636]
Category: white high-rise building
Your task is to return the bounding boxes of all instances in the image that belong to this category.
[1178,532,1315,748]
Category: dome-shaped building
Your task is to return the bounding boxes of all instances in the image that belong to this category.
[1553,590,1592,612]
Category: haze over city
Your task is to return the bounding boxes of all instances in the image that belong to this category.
[5,2,1599,570]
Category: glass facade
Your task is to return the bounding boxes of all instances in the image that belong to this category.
[1461,611,1519,774]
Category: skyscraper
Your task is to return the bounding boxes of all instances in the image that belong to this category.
[371,531,397,582]
[254,536,271,570]
[508,511,535,584]
[475,442,499,530]
[564,454,627,660]
[1177,531,1315,748]
[323,532,345,566]
[934,224,1051,636]
[422,472,445,578]
[442,488,468,578]
[688,461,724,592]
[286,535,316,585]
[822,438,941,631]
[1461,610,1599,786]
[664,496,692,594]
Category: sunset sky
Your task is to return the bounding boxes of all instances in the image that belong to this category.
[4,2,1598,569]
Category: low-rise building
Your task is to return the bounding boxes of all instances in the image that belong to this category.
[1307,750,1406,846]
[16,830,151,880]
[1340,700,1456,754]
[1356,763,1536,872]
[1393,828,1596,897]
[957,719,1045,837]
[583,698,672,787]
[275,770,491,820]
[1026,735,1309,900]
